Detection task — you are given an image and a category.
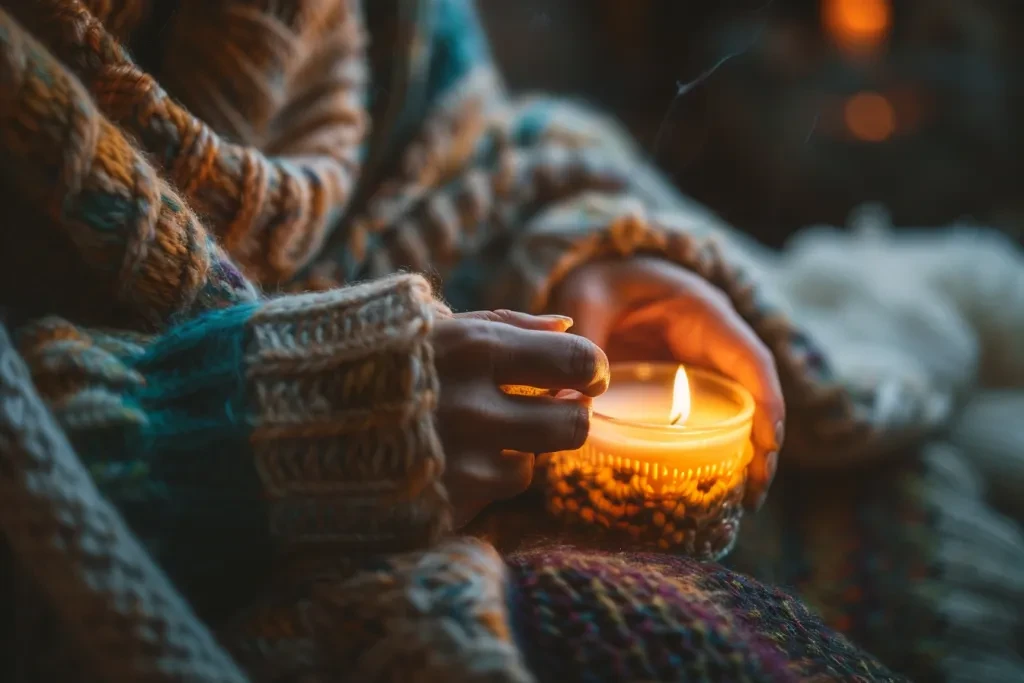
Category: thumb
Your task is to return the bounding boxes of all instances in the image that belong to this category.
[454,309,574,332]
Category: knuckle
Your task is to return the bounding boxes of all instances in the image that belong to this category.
[464,395,502,428]
[459,320,501,361]
[442,390,505,441]
[492,309,515,324]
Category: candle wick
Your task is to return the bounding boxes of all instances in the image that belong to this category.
[670,413,683,426]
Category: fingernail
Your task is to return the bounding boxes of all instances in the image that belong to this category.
[540,314,574,330]
[774,420,785,450]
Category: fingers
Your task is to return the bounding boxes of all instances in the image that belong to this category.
[434,315,609,395]
[455,309,574,332]
[500,394,592,454]
[679,300,783,510]
[623,290,785,453]
[446,450,535,528]
[547,261,615,347]
[491,324,610,397]
[439,389,593,455]
[670,292,784,511]
[705,309,784,504]
[694,298,784,447]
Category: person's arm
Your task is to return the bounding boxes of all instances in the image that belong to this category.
[4,0,368,286]
[261,0,857,499]
[466,106,872,475]
[14,273,449,609]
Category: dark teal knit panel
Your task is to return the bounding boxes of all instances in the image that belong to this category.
[75,303,273,618]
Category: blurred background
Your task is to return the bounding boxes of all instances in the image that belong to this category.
[478,0,1024,247]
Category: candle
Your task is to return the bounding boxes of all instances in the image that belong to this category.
[544,361,755,560]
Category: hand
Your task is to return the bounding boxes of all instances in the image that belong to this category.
[549,256,785,511]
[431,310,609,528]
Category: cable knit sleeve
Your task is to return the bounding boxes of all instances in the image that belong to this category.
[6,0,369,286]
[14,273,450,606]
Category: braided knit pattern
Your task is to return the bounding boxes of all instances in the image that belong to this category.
[506,549,905,683]
[0,6,257,328]
[8,0,369,285]
[79,0,149,39]
[0,322,251,683]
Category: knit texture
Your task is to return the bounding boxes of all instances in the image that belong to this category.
[14,273,449,615]
[218,537,905,683]
[224,537,536,683]
[1,1,1022,683]
[0,4,258,330]
[727,444,1024,682]
[506,549,905,683]
[0,0,869,473]
[0,323,250,683]
[8,0,369,285]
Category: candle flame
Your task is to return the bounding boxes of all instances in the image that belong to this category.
[669,366,691,426]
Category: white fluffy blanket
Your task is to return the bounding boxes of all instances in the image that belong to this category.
[742,206,1024,520]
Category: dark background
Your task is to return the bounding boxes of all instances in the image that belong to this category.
[479,0,1024,247]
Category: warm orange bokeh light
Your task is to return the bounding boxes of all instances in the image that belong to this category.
[822,0,892,52]
[844,92,897,142]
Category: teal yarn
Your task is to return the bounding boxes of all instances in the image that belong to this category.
[426,0,493,99]
[127,303,271,618]
[26,303,274,619]
[134,302,256,448]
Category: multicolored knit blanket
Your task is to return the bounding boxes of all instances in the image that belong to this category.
[0,1,1021,682]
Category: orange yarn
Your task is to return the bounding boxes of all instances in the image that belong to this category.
[0,7,227,327]
[12,0,369,285]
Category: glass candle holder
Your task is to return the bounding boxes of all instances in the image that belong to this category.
[545,362,755,560]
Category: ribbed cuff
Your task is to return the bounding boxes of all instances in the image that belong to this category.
[16,274,451,597]
[247,273,451,551]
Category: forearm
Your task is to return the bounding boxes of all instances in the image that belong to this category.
[5,0,368,286]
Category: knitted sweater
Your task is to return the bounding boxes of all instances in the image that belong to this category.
[0,1,1019,682]
[14,277,449,618]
